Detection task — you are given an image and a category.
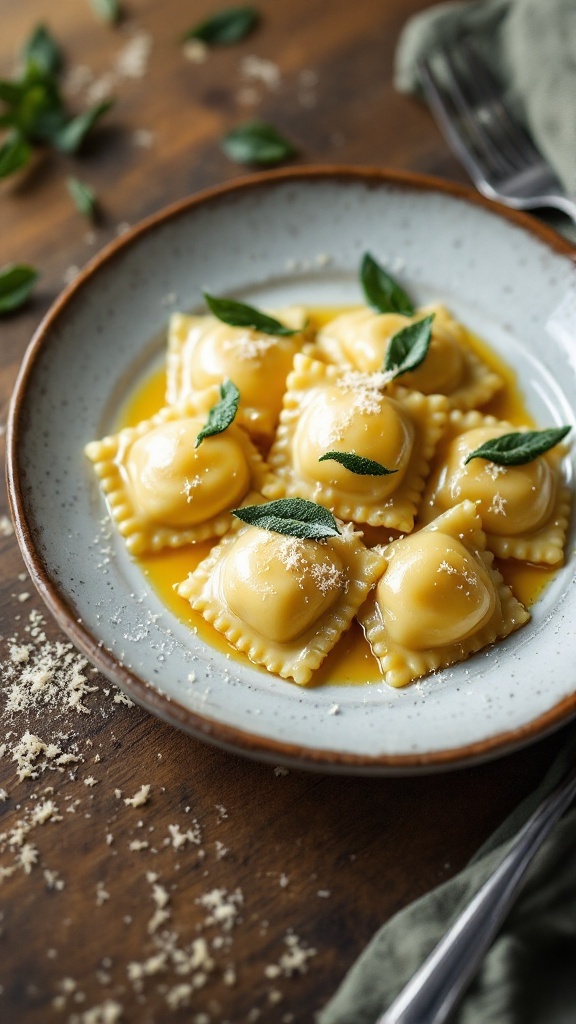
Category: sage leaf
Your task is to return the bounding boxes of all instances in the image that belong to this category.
[204,292,297,336]
[52,99,113,153]
[0,264,38,314]
[360,253,415,316]
[22,25,62,78]
[233,498,341,540]
[0,134,31,178]
[182,6,259,45]
[383,313,434,379]
[464,426,571,467]
[195,379,241,447]
[90,0,121,24]
[66,176,96,218]
[318,451,397,476]
[221,121,296,166]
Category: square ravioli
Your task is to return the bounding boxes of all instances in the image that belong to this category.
[263,353,448,532]
[84,390,272,555]
[177,522,386,686]
[420,410,571,565]
[166,307,309,446]
[359,500,530,688]
[316,304,502,410]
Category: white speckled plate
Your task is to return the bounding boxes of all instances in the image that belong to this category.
[7,168,576,774]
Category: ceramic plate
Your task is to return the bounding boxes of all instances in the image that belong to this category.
[8,168,576,774]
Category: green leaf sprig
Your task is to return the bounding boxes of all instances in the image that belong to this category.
[318,451,397,476]
[204,292,297,336]
[360,253,415,316]
[233,498,341,540]
[66,176,97,218]
[0,24,114,180]
[195,379,241,447]
[383,314,434,380]
[182,6,259,45]
[464,426,571,467]
[0,264,38,314]
[220,121,296,166]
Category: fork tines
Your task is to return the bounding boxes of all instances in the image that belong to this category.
[416,37,553,197]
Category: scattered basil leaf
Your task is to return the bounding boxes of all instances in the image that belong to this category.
[182,6,259,45]
[0,134,31,178]
[383,313,434,379]
[233,498,341,540]
[204,292,297,336]
[318,451,397,476]
[221,121,296,166]
[67,176,97,218]
[90,0,121,24]
[360,252,415,316]
[195,379,241,447]
[0,264,38,314]
[464,426,571,467]
[52,99,113,153]
[22,25,62,78]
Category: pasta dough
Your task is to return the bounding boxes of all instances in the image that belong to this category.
[316,304,502,409]
[263,353,448,531]
[359,501,530,687]
[166,307,308,444]
[85,390,272,554]
[177,521,386,685]
[421,411,571,564]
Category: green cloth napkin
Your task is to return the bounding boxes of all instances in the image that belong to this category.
[318,728,576,1024]
[394,0,576,197]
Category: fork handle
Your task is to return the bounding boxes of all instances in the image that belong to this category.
[376,763,576,1024]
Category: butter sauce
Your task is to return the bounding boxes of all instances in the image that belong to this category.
[118,308,557,686]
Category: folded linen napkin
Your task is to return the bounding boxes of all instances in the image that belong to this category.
[394,0,576,197]
[318,726,576,1024]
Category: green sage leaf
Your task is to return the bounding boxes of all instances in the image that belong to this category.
[360,253,415,316]
[0,264,38,314]
[22,25,62,78]
[195,379,241,447]
[66,176,97,218]
[90,0,121,24]
[0,134,31,178]
[204,292,297,336]
[0,79,25,105]
[182,6,259,45]
[221,120,296,166]
[318,451,397,476]
[233,498,341,540]
[383,313,434,379]
[52,99,113,153]
[464,427,571,467]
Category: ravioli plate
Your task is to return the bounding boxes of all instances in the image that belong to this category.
[8,169,576,774]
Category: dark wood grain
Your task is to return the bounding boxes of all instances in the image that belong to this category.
[0,2,570,1022]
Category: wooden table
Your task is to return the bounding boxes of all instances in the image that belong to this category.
[1,2,571,1021]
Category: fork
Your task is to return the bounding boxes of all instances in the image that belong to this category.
[375,760,576,1024]
[417,38,576,224]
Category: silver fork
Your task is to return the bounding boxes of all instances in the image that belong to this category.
[417,38,576,224]
[376,761,576,1024]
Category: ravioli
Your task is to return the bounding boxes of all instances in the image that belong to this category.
[359,501,530,687]
[166,307,308,445]
[177,521,385,685]
[85,390,272,554]
[316,304,502,409]
[421,410,571,564]
[263,353,448,531]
